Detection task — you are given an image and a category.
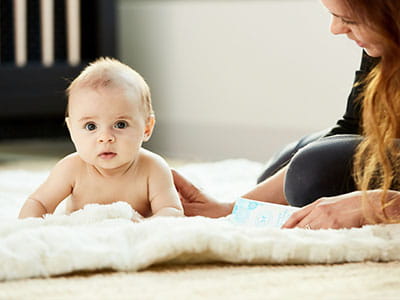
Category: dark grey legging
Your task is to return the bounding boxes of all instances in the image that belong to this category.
[258,135,362,207]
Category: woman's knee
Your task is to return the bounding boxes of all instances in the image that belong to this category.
[256,128,332,184]
[284,135,362,207]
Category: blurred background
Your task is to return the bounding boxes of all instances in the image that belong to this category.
[1,0,361,163]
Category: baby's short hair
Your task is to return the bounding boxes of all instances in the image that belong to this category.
[66,57,154,118]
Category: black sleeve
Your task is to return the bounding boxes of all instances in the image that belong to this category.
[324,51,380,137]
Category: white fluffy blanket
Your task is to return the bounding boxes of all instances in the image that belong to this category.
[1,159,400,281]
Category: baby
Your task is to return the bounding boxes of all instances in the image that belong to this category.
[18,58,184,220]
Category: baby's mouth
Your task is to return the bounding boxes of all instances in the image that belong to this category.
[98,152,117,159]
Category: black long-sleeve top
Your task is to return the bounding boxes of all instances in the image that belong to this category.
[325,51,380,137]
[256,51,381,183]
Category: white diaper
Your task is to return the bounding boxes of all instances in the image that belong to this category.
[229,198,300,228]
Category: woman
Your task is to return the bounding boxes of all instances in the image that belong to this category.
[172,0,400,229]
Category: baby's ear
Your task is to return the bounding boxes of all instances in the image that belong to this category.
[143,116,155,142]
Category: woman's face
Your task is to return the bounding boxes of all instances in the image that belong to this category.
[320,0,384,57]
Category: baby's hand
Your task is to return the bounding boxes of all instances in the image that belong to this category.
[130,210,145,223]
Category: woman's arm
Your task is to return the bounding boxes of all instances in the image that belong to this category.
[172,169,234,217]
[242,166,288,205]
[172,165,288,218]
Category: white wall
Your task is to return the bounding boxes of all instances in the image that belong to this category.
[117,0,361,162]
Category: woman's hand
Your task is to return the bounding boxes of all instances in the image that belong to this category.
[171,169,234,218]
[282,191,366,229]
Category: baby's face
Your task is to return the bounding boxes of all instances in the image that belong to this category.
[66,86,153,170]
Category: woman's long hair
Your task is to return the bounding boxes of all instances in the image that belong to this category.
[344,1,400,222]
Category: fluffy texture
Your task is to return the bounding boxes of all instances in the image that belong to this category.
[1,159,400,281]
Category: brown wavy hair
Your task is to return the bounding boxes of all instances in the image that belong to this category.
[344,1,400,222]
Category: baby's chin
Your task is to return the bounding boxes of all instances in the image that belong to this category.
[78,153,137,170]
[93,159,136,172]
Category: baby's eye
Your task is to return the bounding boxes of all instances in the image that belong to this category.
[85,122,97,131]
[114,121,128,129]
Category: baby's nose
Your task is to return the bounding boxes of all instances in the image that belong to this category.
[97,131,116,143]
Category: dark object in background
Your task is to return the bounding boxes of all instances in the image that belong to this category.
[0,0,116,140]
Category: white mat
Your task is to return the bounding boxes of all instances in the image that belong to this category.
[1,159,400,281]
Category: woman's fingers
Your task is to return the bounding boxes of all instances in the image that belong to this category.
[171,168,190,191]
[281,202,316,228]
[171,169,202,203]
[282,194,364,229]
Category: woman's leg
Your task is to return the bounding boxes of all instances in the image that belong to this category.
[284,135,362,207]
[257,129,332,184]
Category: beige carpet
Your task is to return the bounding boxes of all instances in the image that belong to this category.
[1,262,400,299]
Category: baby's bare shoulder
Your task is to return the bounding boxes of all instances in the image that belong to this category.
[52,153,84,175]
[138,148,169,170]
[56,152,82,166]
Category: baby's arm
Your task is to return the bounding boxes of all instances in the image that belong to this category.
[147,154,184,218]
[18,155,75,218]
